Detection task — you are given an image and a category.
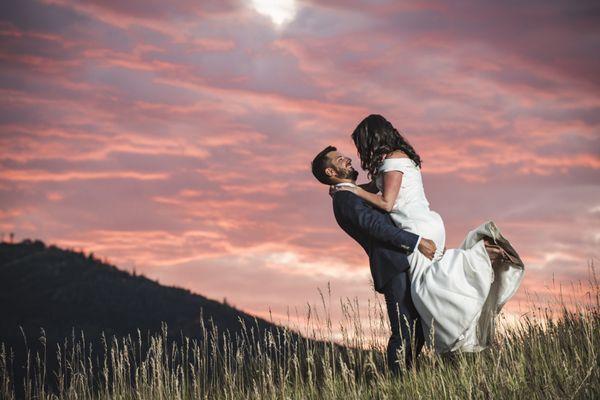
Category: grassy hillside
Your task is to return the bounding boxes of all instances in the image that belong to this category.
[0,240,598,399]
[0,239,336,398]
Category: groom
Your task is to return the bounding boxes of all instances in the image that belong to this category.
[311,145,437,375]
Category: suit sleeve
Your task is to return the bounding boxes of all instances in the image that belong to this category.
[333,191,419,253]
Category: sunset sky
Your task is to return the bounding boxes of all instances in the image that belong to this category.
[1,0,599,335]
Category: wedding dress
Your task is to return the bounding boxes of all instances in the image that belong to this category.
[375,158,525,353]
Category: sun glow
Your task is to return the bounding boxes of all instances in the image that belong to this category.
[249,0,298,26]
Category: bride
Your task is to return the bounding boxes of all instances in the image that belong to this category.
[332,114,525,353]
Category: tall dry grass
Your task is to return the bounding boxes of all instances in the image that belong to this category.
[1,266,598,400]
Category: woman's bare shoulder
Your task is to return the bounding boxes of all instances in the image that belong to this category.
[385,150,409,159]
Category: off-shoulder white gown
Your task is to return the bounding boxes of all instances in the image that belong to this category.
[376,158,525,353]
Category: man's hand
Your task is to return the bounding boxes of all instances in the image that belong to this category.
[418,238,437,260]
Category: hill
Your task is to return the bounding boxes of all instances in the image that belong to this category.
[0,239,281,343]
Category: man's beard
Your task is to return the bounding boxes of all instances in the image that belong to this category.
[336,167,359,181]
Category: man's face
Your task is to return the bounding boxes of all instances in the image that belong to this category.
[326,151,359,181]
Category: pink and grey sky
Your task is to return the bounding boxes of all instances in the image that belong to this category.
[1,0,599,333]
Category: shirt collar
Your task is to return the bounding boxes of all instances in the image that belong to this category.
[334,182,357,188]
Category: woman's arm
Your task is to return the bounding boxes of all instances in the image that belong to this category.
[354,170,403,212]
[358,180,379,194]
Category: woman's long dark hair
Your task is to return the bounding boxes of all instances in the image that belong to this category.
[351,114,421,179]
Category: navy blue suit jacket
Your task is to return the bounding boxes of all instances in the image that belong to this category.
[332,190,419,293]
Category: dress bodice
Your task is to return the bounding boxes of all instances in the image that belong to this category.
[375,157,431,214]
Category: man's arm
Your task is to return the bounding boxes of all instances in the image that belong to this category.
[333,191,419,253]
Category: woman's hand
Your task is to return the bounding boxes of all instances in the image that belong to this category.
[329,184,357,197]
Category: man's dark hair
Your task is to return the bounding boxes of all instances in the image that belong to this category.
[311,145,336,185]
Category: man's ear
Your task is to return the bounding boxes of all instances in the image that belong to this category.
[325,167,336,179]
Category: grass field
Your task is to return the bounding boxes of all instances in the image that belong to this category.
[1,269,598,399]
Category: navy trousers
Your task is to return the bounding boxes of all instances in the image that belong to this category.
[383,271,424,375]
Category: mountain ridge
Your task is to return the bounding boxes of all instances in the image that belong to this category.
[0,239,285,339]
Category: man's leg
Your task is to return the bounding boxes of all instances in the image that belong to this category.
[383,272,424,376]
